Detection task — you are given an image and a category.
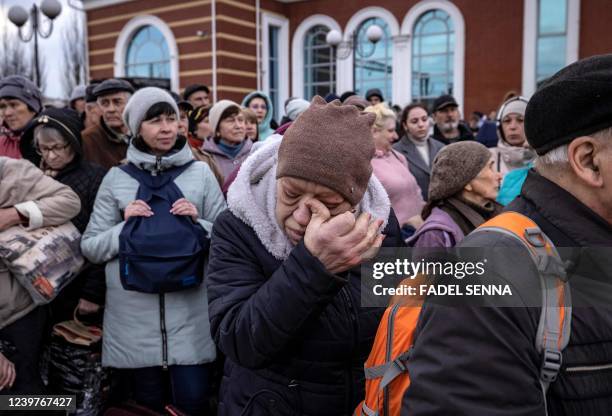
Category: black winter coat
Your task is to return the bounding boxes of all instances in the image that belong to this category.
[47,159,107,323]
[402,171,612,415]
[207,209,403,416]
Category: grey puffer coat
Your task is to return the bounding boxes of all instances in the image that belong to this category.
[81,139,226,368]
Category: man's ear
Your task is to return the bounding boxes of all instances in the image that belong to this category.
[568,136,604,188]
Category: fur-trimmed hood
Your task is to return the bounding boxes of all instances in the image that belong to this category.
[227,136,391,260]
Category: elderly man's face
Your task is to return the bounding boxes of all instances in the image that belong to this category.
[97,92,130,130]
[275,177,352,245]
[434,105,459,132]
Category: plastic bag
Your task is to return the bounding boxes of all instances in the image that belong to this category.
[48,335,109,415]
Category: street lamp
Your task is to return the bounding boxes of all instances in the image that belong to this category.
[325,24,384,60]
[8,0,63,88]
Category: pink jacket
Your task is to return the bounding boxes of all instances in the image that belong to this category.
[0,126,22,159]
[371,149,424,226]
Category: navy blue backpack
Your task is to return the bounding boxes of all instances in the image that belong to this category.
[118,161,209,293]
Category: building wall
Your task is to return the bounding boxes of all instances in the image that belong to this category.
[87,0,275,103]
[85,0,612,118]
[280,0,523,116]
[579,0,612,58]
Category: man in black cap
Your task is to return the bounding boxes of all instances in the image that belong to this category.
[402,54,612,415]
[431,94,474,145]
[183,83,210,108]
[81,78,134,170]
[365,88,384,105]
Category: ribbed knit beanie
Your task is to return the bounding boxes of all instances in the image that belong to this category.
[277,96,376,206]
[209,100,240,135]
[428,141,492,202]
[122,87,179,135]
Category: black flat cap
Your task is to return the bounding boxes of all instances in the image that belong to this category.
[365,88,384,101]
[183,84,210,100]
[433,94,458,112]
[525,54,612,155]
[92,79,135,98]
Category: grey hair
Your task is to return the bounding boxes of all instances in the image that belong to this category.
[535,126,612,170]
[33,125,68,148]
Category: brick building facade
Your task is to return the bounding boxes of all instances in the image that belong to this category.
[83,0,612,118]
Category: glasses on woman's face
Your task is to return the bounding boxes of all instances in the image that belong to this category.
[36,143,70,156]
[250,104,267,110]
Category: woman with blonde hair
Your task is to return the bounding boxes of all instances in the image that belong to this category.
[365,103,424,239]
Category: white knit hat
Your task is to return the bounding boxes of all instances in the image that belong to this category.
[122,87,179,135]
[285,98,310,121]
[209,99,241,134]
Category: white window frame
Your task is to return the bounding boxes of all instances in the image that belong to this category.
[522,0,580,97]
[340,7,400,103]
[262,12,289,121]
[291,14,341,99]
[400,0,465,110]
[114,15,180,92]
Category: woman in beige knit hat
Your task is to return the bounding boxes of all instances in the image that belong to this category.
[202,99,253,182]
[409,141,503,248]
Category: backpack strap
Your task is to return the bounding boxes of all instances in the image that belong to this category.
[474,211,572,415]
[119,160,195,184]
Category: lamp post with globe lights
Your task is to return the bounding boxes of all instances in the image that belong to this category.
[325,24,384,60]
[7,0,63,88]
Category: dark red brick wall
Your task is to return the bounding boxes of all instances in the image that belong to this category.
[87,0,611,116]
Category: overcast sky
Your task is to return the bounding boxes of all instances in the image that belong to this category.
[0,0,84,99]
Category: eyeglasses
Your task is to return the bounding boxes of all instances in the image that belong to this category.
[36,143,70,155]
[250,104,267,110]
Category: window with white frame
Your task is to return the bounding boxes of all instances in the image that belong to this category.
[536,0,567,86]
[411,9,454,108]
[303,25,336,99]
[268,25,280,121]
[125,25,171,79]
[353,17,392,101]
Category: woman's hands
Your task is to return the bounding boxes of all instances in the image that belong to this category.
[170,198,198,222]
[124,200,153,220]
[124,199,198,222]
[0,351,15,391]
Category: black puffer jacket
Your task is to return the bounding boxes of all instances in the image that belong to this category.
[207,209,403,416]
[402,171,612,415]
[21,108,107,311]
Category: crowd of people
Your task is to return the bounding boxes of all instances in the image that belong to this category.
[0,51,611,416]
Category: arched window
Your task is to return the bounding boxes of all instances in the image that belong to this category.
[411,10,454,108]
[353,17,392,101]
[125,25,171,79]
[303,25,336,99]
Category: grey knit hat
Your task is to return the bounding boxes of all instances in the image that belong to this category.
[0,75,43,113]
[209,99,241,135]
[122,87,179,135]
[69,85,87,104]
[428,141,492,202]
[285,98,309,121]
